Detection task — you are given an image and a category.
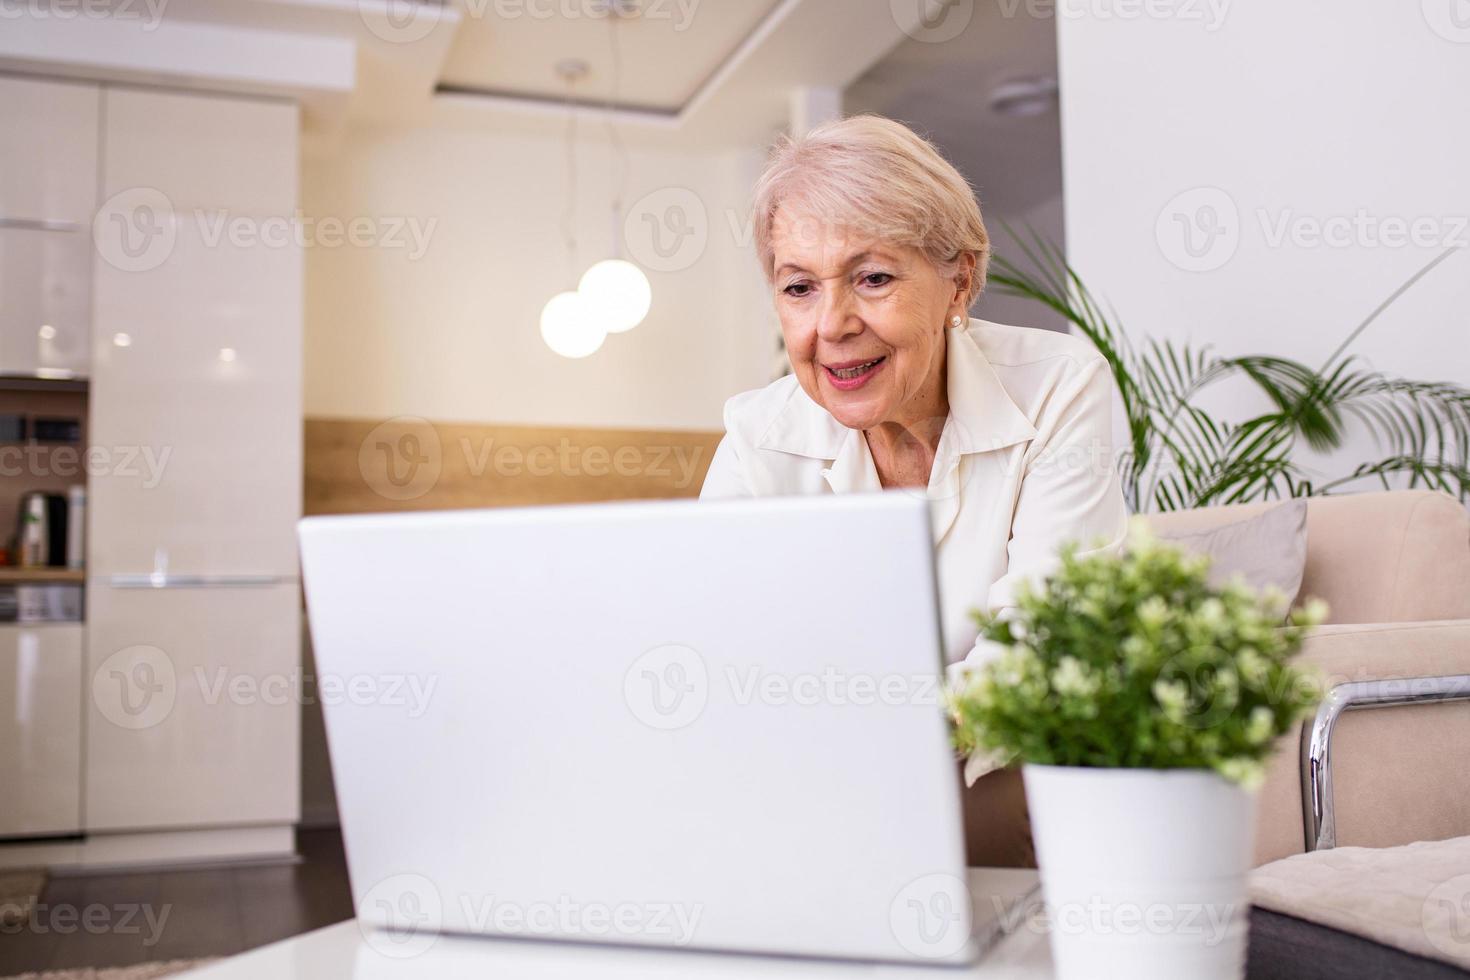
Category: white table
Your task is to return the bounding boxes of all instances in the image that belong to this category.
[179,870,1054,979]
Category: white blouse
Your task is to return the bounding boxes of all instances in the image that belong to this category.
[700,318,1129,669]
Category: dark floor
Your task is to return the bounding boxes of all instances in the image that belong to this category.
[0,828,353,977]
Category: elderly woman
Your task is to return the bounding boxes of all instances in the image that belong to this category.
[700,115,1127,865]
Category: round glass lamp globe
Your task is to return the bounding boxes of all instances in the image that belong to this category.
[540,290,607,359]
[578,259,651,334]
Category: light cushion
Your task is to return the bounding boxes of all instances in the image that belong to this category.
[1152,499,1309,607]
[1144,490,1470,625]
[1250,835,1470,972]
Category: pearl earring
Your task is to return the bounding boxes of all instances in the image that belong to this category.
[950,315,963,328]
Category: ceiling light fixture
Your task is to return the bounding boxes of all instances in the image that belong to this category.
[537,13,652,358]
[540,290,606,359]
[539,58,608,359]
[580,12,651,334]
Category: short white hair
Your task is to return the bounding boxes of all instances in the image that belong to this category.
[751,114,990,306]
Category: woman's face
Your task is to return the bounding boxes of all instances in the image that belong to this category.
[770,208,969,432]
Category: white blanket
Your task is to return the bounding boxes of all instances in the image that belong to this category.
[1250,835,1470,971]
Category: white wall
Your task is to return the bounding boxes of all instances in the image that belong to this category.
[302,120,776,431]
[1057,1,1470,495]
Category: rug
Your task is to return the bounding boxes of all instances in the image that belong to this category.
[0,870,46,928]
[0,960,213,980]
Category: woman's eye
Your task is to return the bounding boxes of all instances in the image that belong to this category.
[860,272,893,288]
[783,282,812,297]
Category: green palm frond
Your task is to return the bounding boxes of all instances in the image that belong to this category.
[1315,457,1470,497]
[988,232,1469,511]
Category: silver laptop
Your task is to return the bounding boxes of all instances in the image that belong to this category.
[299,492,1004,965]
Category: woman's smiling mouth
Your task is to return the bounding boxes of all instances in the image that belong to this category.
[823,356,887,390]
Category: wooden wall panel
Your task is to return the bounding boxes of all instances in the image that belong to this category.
[305,417,723,516]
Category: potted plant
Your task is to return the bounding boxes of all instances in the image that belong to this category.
[989,235,1470,510]
[947,521,1326,980]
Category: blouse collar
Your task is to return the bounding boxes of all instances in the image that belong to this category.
[754,320,1038,541]
[755,319,1038,478]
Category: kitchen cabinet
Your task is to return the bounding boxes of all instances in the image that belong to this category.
[89,215,302,575]
[0,77,99,227]
[0,227,92,377]
[82,87,303,842]
[0,76,98,380]
[84,584,300,831]
[0,624,83,837]
[101,87,297,215]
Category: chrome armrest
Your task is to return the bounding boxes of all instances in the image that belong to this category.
[1300,674,1470,852]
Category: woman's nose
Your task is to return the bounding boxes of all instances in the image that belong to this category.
[814,286,860,343]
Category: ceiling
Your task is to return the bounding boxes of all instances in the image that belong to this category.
[846,2,1062,219]
[0,0,923,148]
[437,0,785,113]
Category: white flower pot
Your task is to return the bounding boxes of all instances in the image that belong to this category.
[1022,765,1257,980]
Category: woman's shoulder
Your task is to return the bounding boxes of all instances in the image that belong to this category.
[965,318,1106,373]
[719,372,807,443]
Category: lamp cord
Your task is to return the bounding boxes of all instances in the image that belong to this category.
[562,72,580,284]
[606,11,629,258]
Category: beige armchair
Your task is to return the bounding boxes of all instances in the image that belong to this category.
[963,489,1470,868]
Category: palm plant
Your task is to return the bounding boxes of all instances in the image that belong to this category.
[989,235,1470,513]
